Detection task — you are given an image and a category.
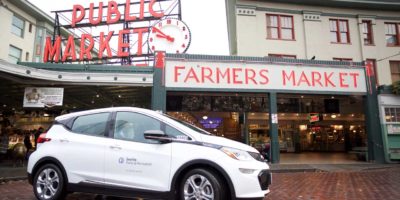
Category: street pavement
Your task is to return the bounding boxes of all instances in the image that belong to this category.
[1,167,399,200]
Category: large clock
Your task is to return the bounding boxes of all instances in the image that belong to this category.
[148,18,191,54]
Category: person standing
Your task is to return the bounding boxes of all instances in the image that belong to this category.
[23,132,32,160]
[34,127,44,149]
[0,128,9,161]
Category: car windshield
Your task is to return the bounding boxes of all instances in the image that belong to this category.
[162,114,212,135]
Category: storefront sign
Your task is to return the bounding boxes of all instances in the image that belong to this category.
[23,87,64,108]
[165,61,367,93]
[271,114,278,124]
[309,113,323,123]
[43,0,166,63]
[199,118,222,129]
[388,124,400,135]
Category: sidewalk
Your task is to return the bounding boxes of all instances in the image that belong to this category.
[1,159,399,182]
[269,163,400,173]
[0,160,27,182]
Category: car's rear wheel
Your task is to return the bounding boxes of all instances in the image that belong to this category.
[180,168,226,200]
[33,163,66,200]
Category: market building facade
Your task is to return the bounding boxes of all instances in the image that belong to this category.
[224,0,400,163]
[0,0,399,164]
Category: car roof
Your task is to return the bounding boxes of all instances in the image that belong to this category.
[55,107,158,121]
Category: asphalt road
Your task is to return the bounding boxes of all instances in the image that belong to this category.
[1,167,399,200]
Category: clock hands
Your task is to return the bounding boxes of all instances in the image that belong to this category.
[156,34,175,42]
[152,27,175,42]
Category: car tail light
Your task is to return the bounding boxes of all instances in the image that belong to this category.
[37,133,51,144]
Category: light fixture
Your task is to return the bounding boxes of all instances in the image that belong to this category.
[301,96,304,98]
[118,95,122,98]
[299,125,307,131]
[351,114,355,117]
[96,94,100,98]
[331,114,337,119]
[331,96,335,99]
[202,116,208,120]
[213,129,217,132]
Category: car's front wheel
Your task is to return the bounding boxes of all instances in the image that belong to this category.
[180,168,226,200]
[33,163,66,200]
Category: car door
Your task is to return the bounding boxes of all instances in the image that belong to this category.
[58,112,111,184]
[104,111,172,191]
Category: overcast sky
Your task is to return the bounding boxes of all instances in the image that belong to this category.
[28,0,230,56]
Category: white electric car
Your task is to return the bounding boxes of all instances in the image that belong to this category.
[28,107,271,200]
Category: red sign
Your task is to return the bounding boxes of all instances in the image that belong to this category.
[165,60,368,93]
[44,0,164,63]
[309,113,322,123]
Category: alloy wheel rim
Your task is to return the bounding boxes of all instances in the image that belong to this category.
[35,168,60,199]
[183,174,214,200]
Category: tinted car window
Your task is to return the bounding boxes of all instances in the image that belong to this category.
[71,113,110,136]
[115,112,161,144]
[165,125,191,140]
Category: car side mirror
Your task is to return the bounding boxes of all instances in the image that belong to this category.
[144,130,171,143]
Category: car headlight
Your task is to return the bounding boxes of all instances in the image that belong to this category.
[220,147,253,161]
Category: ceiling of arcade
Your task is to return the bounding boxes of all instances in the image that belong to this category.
[0,72,152,114]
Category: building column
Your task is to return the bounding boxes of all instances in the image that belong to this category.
[151,52,166,112]
[269,92,280,163]
[364,61,385,163]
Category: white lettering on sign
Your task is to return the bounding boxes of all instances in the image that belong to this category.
[165,61,367,93]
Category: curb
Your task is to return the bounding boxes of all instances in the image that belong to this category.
[0,176,27,183]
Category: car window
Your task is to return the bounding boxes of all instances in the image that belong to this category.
[165,125,191,140]
[71,113,110,136]
[114,112,161,144]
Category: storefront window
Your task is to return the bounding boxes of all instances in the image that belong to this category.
[277,94,366,152]
[385,107,400,123]
[167,93,269,112]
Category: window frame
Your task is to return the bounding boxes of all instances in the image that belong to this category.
[362,20,374,45]
[266,14,295,40]
[384,107,400,124]
[385,23,400,46]
[11,15,25,38]
[389,60,400,83]
[112,111,192,143]
[70,112,111,137]
[330,19,350,44]
[8,45,22,64]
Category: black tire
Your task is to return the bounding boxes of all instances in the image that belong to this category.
[33,163,67,200]
[179,168,226,200]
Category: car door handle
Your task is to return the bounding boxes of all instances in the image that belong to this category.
[60,139,69,143]
[109,145,122,150]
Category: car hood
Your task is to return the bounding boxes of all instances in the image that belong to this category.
[200,134,258,153]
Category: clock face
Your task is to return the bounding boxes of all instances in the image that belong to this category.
[148,18,191,54]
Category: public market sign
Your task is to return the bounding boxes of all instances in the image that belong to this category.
[165,60,367,93]
[43,0,164,63]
